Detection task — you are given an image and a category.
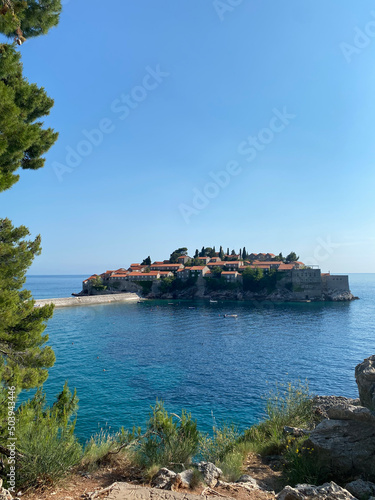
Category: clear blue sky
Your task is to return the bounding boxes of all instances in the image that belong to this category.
[1,0,375,274]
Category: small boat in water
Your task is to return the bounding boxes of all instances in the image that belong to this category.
[209,300,218,303]
[188,306,196,309]
[224,314,238,318]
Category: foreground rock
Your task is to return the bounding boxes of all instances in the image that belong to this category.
[105,482,235,500]
[276,482,356,500]
[0,479,13,500]
[307,404,375,478]
[345,479,375,499]
[196,461,222,487]
[174,469,194,489]
[312,396,360,420]
[151,468,177,489]
[307,356,375,480]
[355,355,375,410]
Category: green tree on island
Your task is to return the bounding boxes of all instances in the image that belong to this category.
[90,275,106,291]
[285,252,299,263]
[169,247,188,263]
[210,266,222,277]
[141,256,151,266]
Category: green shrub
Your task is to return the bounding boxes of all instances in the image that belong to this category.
[217,450,243,482]
[15,383,82,488]
[199,423,240,463]
[283,437,330,486]
[199,423,244,482]
[243,380,314,455]
[82,427,136,471]
[136,401,199,469]
[190,468,204,489]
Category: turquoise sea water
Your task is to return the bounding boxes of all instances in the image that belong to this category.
[24,274,375,442]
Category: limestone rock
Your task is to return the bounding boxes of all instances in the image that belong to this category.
[236,474,258,486]
[151,468,177,489]
[0,489,12,500]
[313,396,360,420]
[283,426,310,437]
[174,469,194,489]
[307,415,375,478]
[197,461,222,487]
[327,404,375,423]
[345,479,375,499]
[277,482,356,500]
[324,291,355,301]
[355,355,375,410]
[105,482,236,500]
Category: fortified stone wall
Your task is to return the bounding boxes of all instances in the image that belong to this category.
[322,274,350,292]
[291,268,322,300]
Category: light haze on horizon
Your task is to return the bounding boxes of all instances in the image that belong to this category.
[1,1,375,274]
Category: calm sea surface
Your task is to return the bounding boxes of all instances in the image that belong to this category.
[24,274,375,441]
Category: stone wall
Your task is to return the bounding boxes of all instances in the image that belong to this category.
[290,268,322,300]
[322,274,350,293]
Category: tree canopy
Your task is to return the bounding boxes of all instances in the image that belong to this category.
[0,0,62,42]
[141,256,151,266]
[0,218,55,391]
[285,252,299,263]
[169,247,188,263]
[0,43,58,191]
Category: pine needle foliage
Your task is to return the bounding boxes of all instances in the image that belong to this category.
[0,44,58,191]
[136,401,200,470]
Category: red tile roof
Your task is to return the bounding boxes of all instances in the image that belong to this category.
[150,263,182,268]
[278,264,295,270]
[84,274,98,281]
[128,271,159,276]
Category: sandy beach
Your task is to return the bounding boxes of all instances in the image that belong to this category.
[34,293,141,308]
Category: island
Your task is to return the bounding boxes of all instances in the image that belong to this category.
[79,247,356,302]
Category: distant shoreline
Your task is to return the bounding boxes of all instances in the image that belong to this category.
[34,293,141,308]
